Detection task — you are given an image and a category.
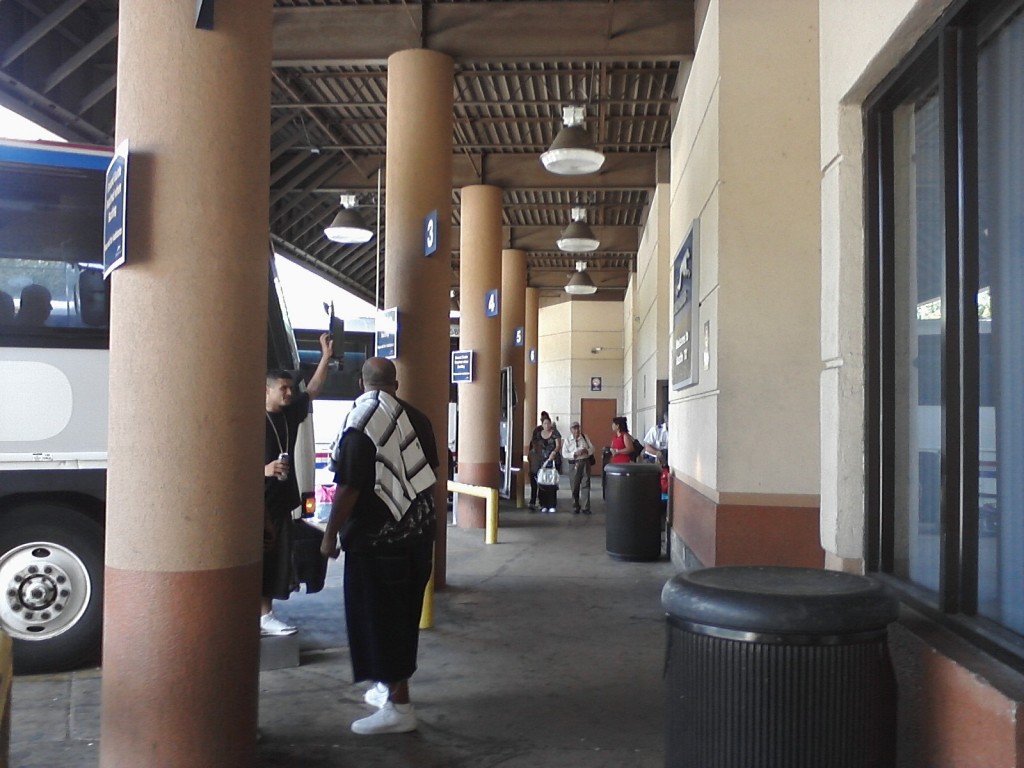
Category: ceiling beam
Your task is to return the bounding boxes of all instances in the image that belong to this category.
[298,152,657,194]
[272,1,694,67]
[1,0,89,68]
[450,225,639,252]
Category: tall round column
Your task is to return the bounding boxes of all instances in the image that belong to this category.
[456,185,503,528]
[384,49,453,581]
[524,287,540,439]
[501,249,527,506]
[101,2,271,766]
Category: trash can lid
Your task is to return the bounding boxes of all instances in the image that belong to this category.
[604,462,662,476]
[662,566,899,638]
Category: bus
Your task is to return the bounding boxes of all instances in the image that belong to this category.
[0,139,306,673]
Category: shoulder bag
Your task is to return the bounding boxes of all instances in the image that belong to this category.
[537,460,560,486]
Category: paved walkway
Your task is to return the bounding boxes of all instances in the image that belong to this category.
[10,484,675,767]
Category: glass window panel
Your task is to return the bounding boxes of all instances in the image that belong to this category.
[890,86,943,594]
[976,9,1024,632]
[0,161,107,330]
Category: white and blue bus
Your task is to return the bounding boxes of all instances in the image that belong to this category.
[0,139,308,673]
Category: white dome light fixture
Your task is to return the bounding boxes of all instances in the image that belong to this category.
[540,106,605,176]
[324,194,373,244]
[556,207,600,252]
[564,260,598,296]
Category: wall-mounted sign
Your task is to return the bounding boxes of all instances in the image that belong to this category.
[672,219,700,390]
[513,326,525,347]
[423,210,438,257]
[529,348,537,364]
[451,350,474,383]
[376,307,399,359]
[590,376,602,392]
[485,289,500,317]
[103,139,129,278]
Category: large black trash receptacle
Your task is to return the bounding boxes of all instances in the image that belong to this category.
[604,462,662,561]
[662,566,899,768]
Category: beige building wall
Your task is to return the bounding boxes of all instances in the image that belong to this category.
[538,297,624,430]
[818,0,952,564]
[622,277,637,420]
[671,0,822,498]
[663,0,823,570]
[631,184,671,439]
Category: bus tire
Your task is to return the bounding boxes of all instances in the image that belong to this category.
[0,504,104,674]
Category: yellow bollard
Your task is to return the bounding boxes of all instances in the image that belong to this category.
[419,567,435,630]
[447,480,500,544]
[0,630,11,766]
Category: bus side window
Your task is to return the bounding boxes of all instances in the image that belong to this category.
[79,268,108,327]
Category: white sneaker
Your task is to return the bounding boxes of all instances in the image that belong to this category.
[363,682,389,709]
[351,701,417,735]
[260,612,297,636]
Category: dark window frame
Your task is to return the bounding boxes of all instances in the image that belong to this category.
[865,0,1024,671]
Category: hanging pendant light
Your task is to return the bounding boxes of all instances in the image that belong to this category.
[557,207,600,252]
[324,194,373,244]
[540,106,605,176]
[564,261,598,295]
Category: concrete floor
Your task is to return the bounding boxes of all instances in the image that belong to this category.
[9,482,676,767]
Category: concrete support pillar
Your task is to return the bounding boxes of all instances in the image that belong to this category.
[524,287,540,442]
[100,3,271,766]
[456,185,503,528]
[501,249,527,506]
[384,49,453,581]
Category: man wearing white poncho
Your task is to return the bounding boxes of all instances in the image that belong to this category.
[321,357,439,736]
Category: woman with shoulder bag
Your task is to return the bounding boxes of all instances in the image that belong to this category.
[534,416,562,513]
[608,416,635,464]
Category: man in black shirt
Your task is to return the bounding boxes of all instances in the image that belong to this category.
[261,331,332,636]
[321,357,439,735]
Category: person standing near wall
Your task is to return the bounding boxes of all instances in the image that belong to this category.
[608,417,635,464]
[641,412,669,464]
[561,421,594,515]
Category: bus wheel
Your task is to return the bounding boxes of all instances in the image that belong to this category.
[0,505,104,674]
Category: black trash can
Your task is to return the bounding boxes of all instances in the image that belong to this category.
[604,462,662,561]
[662,566,898,768]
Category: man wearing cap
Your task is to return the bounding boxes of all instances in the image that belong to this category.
[561,421,595,515]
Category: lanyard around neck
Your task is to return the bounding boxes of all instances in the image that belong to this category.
[266,411,289,455]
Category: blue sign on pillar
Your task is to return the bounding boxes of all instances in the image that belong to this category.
[451,350,474,383]
[485,289,499,317]
[513,326,525,347]
[103,140,129,278]
[423,210,438,257]
[376,307,399,359]
[529,348,537,364]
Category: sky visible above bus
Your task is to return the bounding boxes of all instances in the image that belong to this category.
[0,105,376,331]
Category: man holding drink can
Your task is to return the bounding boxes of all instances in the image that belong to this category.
[262,331,333,636]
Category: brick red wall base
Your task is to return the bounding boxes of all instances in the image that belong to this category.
[671,475,823,568]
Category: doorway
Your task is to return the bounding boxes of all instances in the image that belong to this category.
[580,398,617,476]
